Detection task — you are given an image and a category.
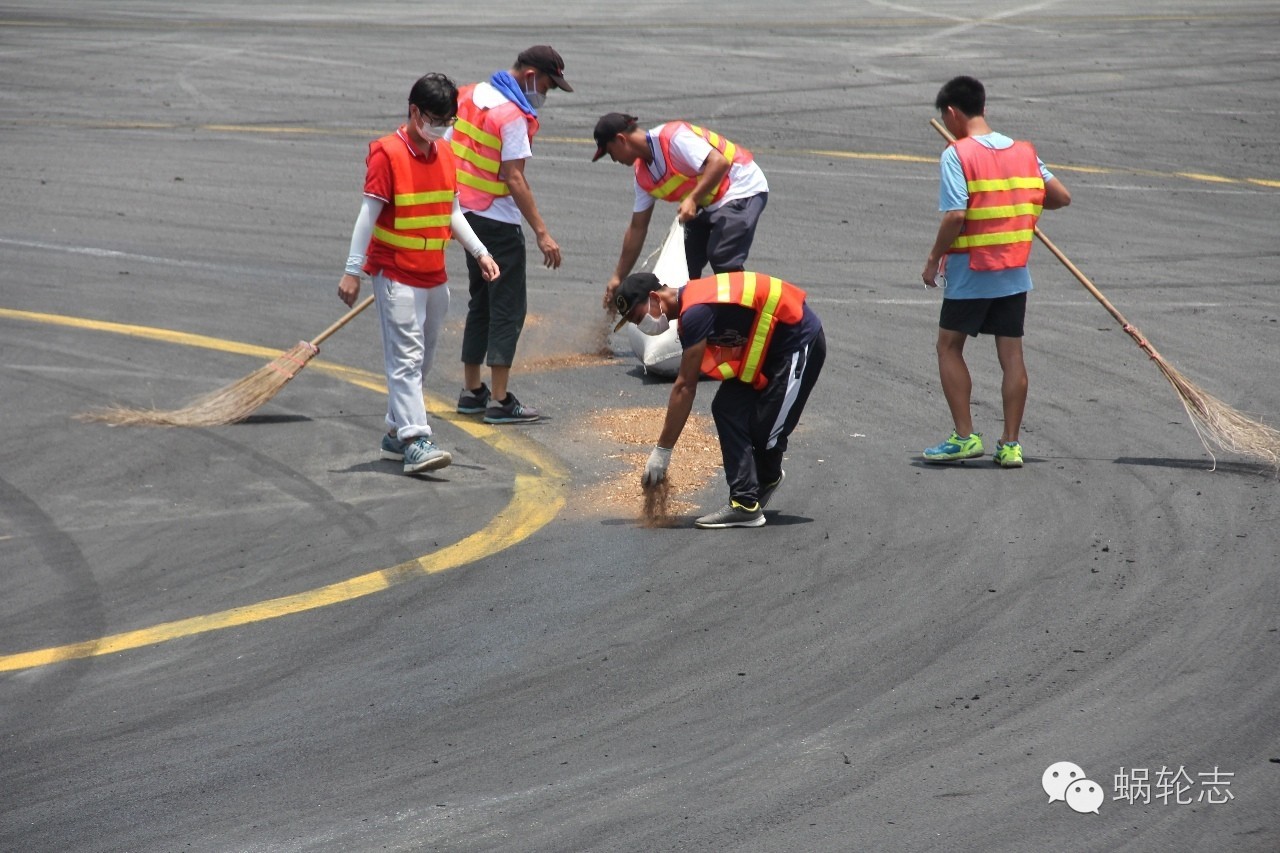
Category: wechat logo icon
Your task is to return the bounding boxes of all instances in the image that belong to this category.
[1043,761,1103,814]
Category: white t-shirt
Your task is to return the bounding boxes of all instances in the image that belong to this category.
[449,81,534,225]
[632,122,769,214]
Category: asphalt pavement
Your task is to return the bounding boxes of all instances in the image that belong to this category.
[2,2,1278,851]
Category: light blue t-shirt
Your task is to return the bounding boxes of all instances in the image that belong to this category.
[938,132,1055,300]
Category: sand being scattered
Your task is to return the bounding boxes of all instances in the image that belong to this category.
[573,406,723,526]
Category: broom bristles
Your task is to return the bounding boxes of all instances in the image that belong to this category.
[1154,355,1280,470]
[80,341,318,428]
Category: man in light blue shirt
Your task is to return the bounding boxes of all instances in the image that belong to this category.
[921,76,1072,468]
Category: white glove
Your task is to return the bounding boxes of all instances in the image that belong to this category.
[642,445,672,487]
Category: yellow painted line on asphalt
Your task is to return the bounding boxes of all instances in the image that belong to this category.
[0,308,567,673]
[0,307,287,360]
[803,146,1277,188]
[1176,171,1237,184]
[808,149,934,165]
[204,123,340,136]
[2,118,1274,190]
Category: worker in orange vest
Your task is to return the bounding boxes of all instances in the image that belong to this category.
[921,76,1071,469]
[613,270,824,529]
[338,73,499,475]
[593,113,769,315]
[448,46,572,425]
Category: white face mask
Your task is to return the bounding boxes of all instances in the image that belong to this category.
[524,77,546,109]
[418,119,446,142]
[637,310,670,336]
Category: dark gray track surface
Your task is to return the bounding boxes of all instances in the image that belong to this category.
[2,2,1278,851]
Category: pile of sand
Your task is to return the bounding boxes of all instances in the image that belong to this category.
[573,406,723,526]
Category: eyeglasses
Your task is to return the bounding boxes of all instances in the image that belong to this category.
[414,107,456,128]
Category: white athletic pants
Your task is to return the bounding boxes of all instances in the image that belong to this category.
[372,272,450,441]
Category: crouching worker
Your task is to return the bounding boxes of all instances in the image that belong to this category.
[612,271,825,528]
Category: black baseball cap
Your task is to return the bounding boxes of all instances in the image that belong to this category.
[516,45,573,92]
[593,112,639,161]
[612,272,663,331]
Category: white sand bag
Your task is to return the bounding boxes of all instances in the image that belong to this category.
[623,215,687,377]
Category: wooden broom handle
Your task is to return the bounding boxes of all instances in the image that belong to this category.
[308,294,375,348]
[927,117,1157,356]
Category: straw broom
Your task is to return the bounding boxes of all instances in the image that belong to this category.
[81,294,375,427]
[929,118,1280,468]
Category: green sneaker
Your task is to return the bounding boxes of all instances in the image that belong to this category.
[994,440,1024,468]
[923,431,983,462]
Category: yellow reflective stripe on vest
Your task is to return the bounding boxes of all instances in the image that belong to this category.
[964,202,1043,221]
[715,274,731,302]
[967,176,1044,193]
[651,174,688,200]
[738,271,759,307]
[372,225,448,251]
[451,142,502,175]
[394,190,454,206]
[452,118,502,152]
[699,128,718,146]
[393,214,452,229]
[740,277,783,382]
[689,124,737,163]
[951,229,1035,249]
[713,271,766,308]
[456,170,510,196]
[713,362,736,380]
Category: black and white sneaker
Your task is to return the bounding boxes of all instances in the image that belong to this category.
[483,392,540,424]
[456,383,491,414]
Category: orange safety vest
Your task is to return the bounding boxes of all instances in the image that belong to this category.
[450,83,540,211]
[947,136,1045,271]
[368,131,455,275]
[636,122,754,208]
[679,271,807,389]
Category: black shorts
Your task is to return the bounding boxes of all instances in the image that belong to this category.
[938,291,1027,338]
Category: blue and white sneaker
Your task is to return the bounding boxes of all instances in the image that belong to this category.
[380,432,407,461]
[403,437,452,474]
[923,431,983,463]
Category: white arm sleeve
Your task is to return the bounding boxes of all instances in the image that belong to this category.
[450,196,490,258]
[345,195,383,276]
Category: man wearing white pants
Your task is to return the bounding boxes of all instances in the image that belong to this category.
[339,73,499,474]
